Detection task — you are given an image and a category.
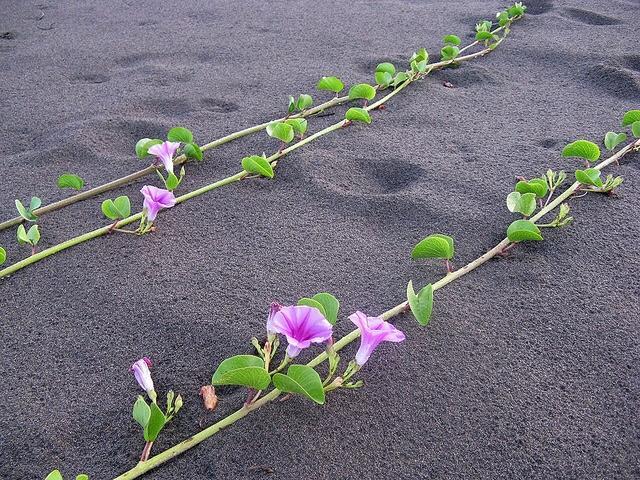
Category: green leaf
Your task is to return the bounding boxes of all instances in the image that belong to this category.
[476,20,493,32]
[133,395,151,429]
[266,122,295,143]
[440,45,460,61]
[515,178,548,198]
[76,476,89,480]
[475,31,496,42]
[167,127,193,144]
[622,110,640,126]
[29,196,42,211]
[0,247,6,265]
[497,10,510,26]
[57,173,85,190]
[184,142,203,161]
[211,355,271,389]
[632,121,640,138]
[113,196,131,218]
[410,48,428,64]
[297,297,327,318]
[561,140,600,163]
[284,118,308,136]
[506,191,536,216]
[507,219,543,242]
[135,138,162,159]
[507,3,526,17]
[242,155,274,179]
[143,402,166,442]
[45,471,64,480]
[345,107,371,124]
[288,96,296,114]
[27,225,40,245]
[311,293,340,325]
[16,224,29,244]
[101,199,119,220]
[164,172,180,191]
[411,234,454,260]
[392,72,409,87]
[296,94,313,111]
[410,59,428,73]
[272,364,325,405]
[348,83,376,101]
[316,76,344,94]
[15,199,37,221]
[443,34,461,46]
[604,131,627,150]
[374,71,393,87]
[375,62,396,76]
[407,281,434,326]
[575,168,603,188]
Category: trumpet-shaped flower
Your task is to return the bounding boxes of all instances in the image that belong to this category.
[148,141,180,174]
[130,357,155,394]
[349,311,405,366]
[267,305,333,358]
[140,185,176,221]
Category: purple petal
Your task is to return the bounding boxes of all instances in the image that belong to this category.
[349,311,405,366]
[268,305,333,357]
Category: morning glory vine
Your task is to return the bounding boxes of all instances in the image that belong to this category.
[43,107,640,479]
[0,3,528,277]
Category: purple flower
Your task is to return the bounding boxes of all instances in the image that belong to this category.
[349,311,405,366]
[148,141,181,174]
[140,185,176,221]
[267,305,333,358]
[130,357,154,394]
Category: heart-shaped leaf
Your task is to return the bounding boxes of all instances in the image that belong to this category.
[632,121,640,138]
[242,155,274,179]
[561,140,600,163]
[266,122,294,143]
[407,280,434,326]
[167,127,193,144]
[393,72,409,87]
[272,364,325,405]
[348,83,376,101]
[506,191,536,216]
[443,34,461,46]
[101,199,119,220]
[184,142,203,161]
[285,118,308,136]
[440,45,460,61]
[604,131,627,150]
[297,297,327,318]
[15,199,38,221]
[29,197,42,211]
[507,220,543,242]
[133,395,151,428]
[345,107,371,124]
[374,71,393,87]
[57,173,85,190]
[316,76,344,94]
[135,138,162,159]
[515,178,548,198]
[410,48,428,64]
[375,62,396,76]
[411,234,454,260]
[45,471,63,480]
[622,110,640,126]
[211,355,271,390]
[113,196,131,218]
[311,292,340,325]
[475,31,497,41]
[0,246,6,265]
[144,401,166,442]
[410,59,428,73]
[575,168,603,187]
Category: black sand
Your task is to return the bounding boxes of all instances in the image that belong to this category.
[1,0,639,478]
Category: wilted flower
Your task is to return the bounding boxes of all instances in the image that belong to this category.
[140,185,176,221]
[267,305,333,358]
[130,357,156,400]
[349,311,405,366]
[148,141,180,174]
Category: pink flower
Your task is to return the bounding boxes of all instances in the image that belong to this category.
[349,311,405,366]
[148,141,180,174]
[267,305,333,358]
[140,185,176,221]
[130,357,154,394]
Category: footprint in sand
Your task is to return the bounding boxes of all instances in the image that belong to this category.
[560,8,622,26]
[524,0,554,15]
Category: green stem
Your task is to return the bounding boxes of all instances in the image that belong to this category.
[113,137,637,479]
[0,19,521,280]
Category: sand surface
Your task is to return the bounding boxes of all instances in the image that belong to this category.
[1,0,639,478]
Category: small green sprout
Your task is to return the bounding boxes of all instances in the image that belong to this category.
[288,94,313,114]
[17,224,40,255]
[15,197,41,221]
